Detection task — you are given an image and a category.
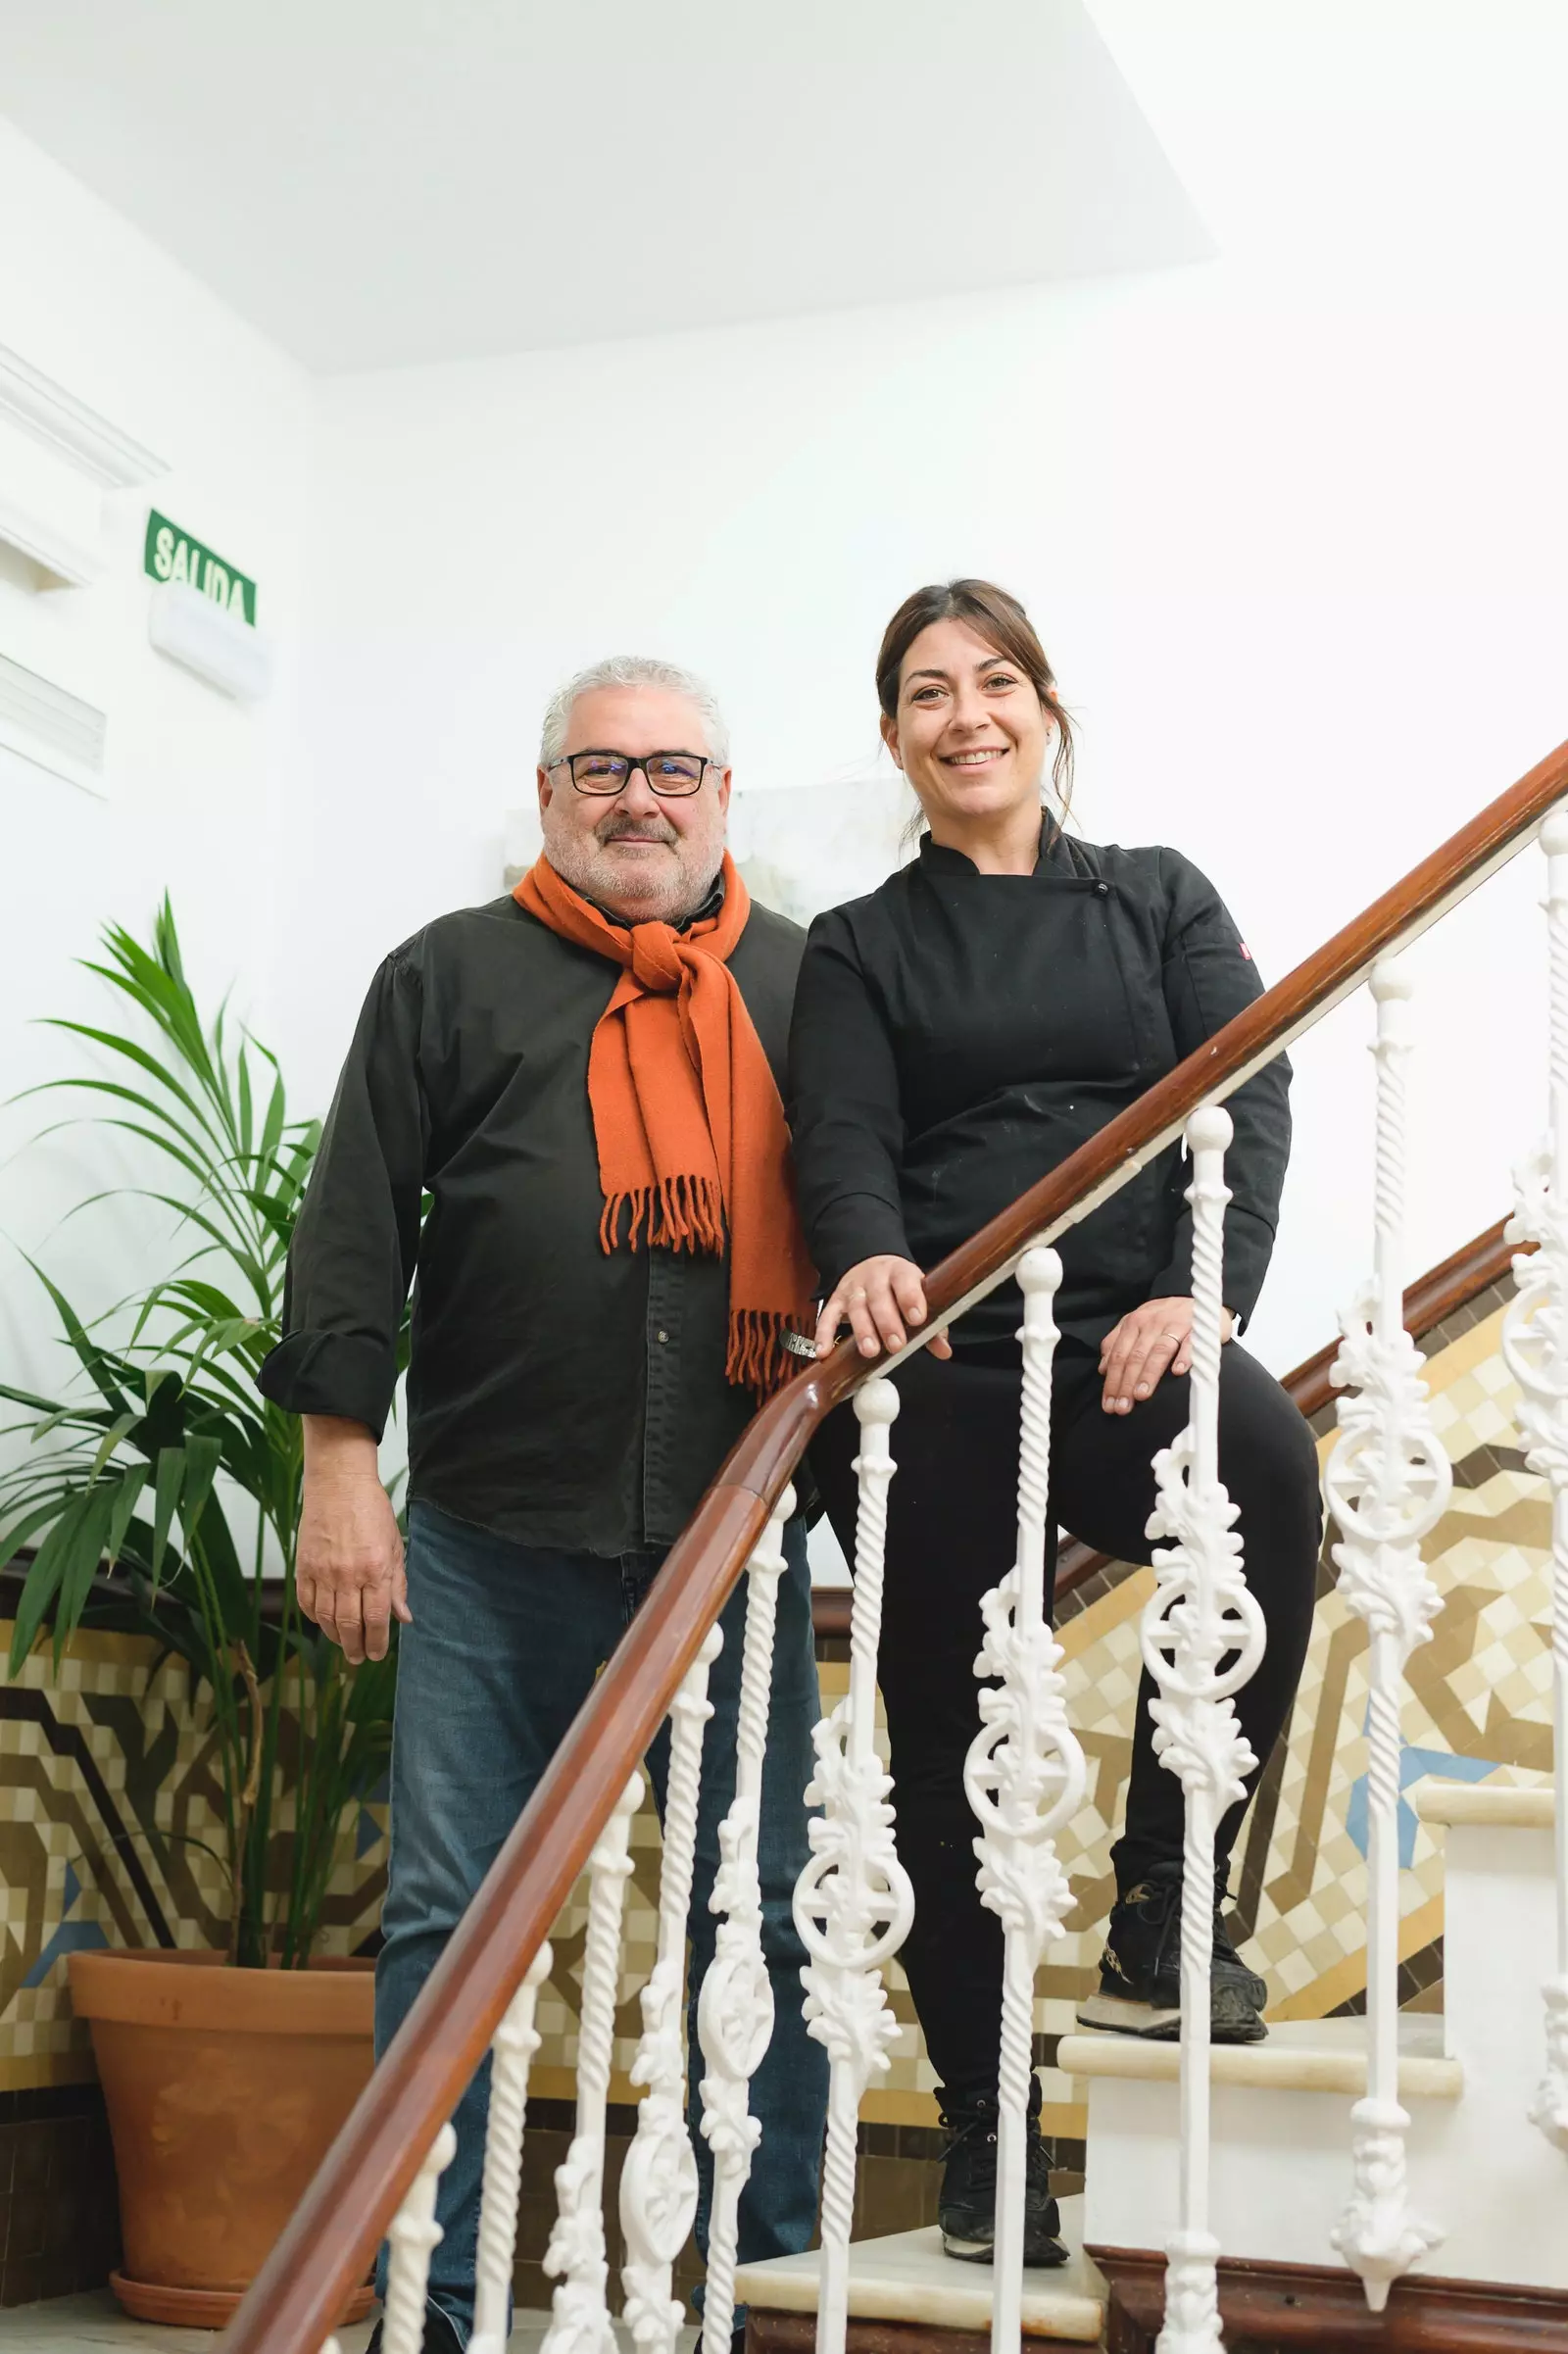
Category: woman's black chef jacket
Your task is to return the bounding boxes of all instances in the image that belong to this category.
[786,822,1290,1353]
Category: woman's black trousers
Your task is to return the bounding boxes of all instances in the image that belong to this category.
[809,1339,1323,2106]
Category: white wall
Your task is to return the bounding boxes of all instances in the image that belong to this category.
[0,118,313,1400]
[8,0,1568,1473]
[283,0,1568,1385]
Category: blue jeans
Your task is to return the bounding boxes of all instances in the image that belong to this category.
[374,1501,829,2344]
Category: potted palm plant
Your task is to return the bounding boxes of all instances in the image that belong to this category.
[0,902,400,2325]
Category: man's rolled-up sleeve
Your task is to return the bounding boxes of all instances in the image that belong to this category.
[258,954,427,1439]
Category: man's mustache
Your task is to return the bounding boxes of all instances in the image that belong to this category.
[597,812,678,847]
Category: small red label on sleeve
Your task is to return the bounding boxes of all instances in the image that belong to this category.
[1239,941,1252,960]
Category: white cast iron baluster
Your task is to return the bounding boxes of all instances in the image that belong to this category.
[1502,804,1568,2154]
[699,1486,795,2354]
[621,1623,724,2354]
[963,1248,1087,2354]
[1140,1105,1267,2354]
[382,2121,459,2354]
[1326,962,1448,2299]
[542,1772,644,2354]
[795,1380,914,2354]
[470,1940,556,2354]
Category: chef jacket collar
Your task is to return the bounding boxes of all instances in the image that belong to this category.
[915,811,1066,878]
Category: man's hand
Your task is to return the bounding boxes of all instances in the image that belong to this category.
[1098,1296,1235,1414]
[296,1416,412,1663]
[814,1255,953,1362]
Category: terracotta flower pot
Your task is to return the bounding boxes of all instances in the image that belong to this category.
[69,1946,377,2327]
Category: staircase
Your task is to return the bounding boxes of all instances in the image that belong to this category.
[220,743,1568,2354]
[735,2203,1107,2347]
[1063,1783,1559,2286]
[1061,1783,1563,2347]
[725,1410,1560,2350]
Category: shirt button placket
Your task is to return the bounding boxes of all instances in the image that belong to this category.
[644,1252,681,1545]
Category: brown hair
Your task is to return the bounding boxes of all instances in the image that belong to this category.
[875,577,1075,821]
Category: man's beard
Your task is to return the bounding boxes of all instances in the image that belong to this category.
[544,809,720,923]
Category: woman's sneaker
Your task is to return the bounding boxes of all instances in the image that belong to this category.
[1074,1862,1268,2043]
[937,2086,1067,2268]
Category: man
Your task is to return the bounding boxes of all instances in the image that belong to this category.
[260,656,827,2354]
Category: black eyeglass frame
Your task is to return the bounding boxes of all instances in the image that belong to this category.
[545,749,717,799]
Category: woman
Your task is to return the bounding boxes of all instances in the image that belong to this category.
[788,579,1321,2268]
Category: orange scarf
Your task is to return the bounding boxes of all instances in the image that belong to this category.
[514,851,815,1398]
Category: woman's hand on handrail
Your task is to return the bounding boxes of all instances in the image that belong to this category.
[1098,1296,1235,1413]
[814,1255,954,1362]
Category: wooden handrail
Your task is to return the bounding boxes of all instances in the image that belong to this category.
[223,736,1568,2354]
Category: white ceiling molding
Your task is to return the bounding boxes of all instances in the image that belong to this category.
[0,4,1209,369]
[0,649,108,794]
[0,487,101,589]
[148,578,271,702]
[0,342,166,488]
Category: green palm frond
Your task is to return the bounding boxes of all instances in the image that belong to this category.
[2,897,402,1966]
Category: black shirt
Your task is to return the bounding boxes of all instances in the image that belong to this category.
[258,891,806,1553]
[787,824,1290,1351]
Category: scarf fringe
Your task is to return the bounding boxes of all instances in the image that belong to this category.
[601,1189,808,1399]
[727,1308,808,1401]
[601,1173,727,1257]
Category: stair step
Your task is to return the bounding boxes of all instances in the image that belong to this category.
[1057,2012,1460,2099]
[1413,1776,1554,1830]
[734,2197,1105,2344]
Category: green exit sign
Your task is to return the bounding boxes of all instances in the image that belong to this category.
[144,510,257,625]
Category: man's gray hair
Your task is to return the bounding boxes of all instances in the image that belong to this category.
[538,655,731,769]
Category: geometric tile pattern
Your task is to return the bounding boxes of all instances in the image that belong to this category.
[2,1282,1554,2155]
[0,1636,386,2091]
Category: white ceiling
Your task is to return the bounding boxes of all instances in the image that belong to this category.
[0,0,1209,373]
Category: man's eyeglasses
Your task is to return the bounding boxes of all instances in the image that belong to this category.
[547,751,713,799]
